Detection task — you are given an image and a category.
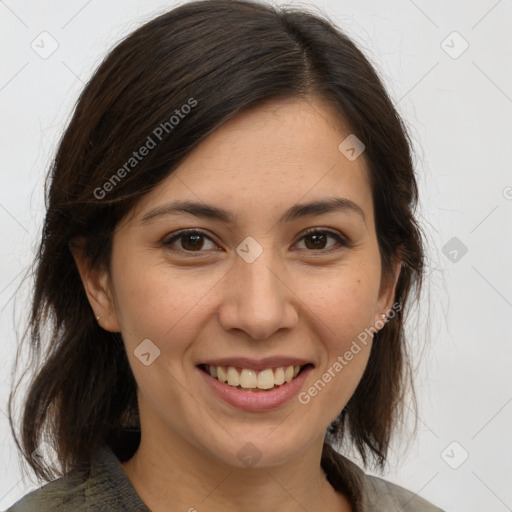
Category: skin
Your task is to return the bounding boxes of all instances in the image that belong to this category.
[73,96,400,512]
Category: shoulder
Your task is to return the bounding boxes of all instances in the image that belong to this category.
[362,474,446,512]
[5,445,149,512]
[321,443,445,512]
[4,470,91,512]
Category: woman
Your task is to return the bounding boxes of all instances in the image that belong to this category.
[7,1,444,510]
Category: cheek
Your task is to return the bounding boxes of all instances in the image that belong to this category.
[303,264,381,342]
[110,251,215,349]
[299,274,379,411]
[109,245,170,341]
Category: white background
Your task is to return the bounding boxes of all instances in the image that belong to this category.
[1,1,511,511]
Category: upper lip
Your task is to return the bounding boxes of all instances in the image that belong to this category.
[198,357,313,371]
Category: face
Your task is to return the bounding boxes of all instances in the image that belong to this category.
[77,97,399,469]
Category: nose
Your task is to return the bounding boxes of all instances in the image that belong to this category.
[217,245,299,340]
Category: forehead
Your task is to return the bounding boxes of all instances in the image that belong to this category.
[127,97,373,227]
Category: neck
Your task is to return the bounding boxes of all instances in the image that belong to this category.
[121,430,352,512]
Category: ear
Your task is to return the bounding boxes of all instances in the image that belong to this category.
[69,238,121,332]
[373,252,402,327]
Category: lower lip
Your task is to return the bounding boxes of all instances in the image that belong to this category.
[198,366,313,412]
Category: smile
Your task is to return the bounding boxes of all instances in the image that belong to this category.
[198,364,313,391]
[197,362,314,411]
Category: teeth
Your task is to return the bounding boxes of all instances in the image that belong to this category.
[227,366,240,386]
[208,364,303,390]
[257,369,274,390]
[274,367,285,385]
[217,366,228,383]
[240,369,257,388]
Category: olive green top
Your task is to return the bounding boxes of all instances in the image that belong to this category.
[5,443,445,511]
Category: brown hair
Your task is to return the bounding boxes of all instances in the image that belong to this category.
[9,0,424,482]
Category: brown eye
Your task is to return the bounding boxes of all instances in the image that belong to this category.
[163,228,349,256]
[163,230,217,252]
[295,229,349,252]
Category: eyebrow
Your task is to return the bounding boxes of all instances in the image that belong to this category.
[139,197,366,225]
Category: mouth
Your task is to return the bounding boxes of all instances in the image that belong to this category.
[197,363,314,392]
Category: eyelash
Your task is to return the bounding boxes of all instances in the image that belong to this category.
[162,227,350,256]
